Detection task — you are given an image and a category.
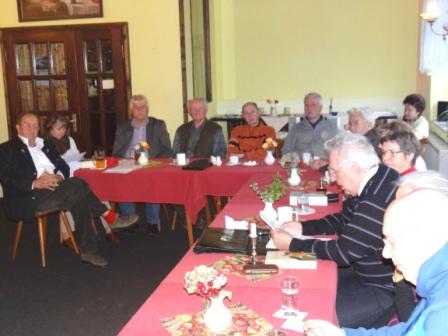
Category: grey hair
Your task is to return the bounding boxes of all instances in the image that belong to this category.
[304,92,323,105]
[325,132,380,170]
[397,170,448,196]
[347,107,376,125]
[129,94,149,111]
[188,98,208,111]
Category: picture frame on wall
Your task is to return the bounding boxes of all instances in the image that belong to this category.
[17,0,103,22]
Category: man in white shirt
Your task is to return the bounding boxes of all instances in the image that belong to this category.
[0,113,131,267]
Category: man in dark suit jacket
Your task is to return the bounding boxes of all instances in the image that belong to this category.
[0,113,126,267]
[112,94,172,234]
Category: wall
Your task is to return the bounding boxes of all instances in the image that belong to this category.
[0,0,183,142]
[211,0,420,115]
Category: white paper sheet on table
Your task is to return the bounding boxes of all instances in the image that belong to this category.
[103,165,144,174]
[266,235,332,249]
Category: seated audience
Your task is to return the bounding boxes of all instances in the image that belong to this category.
[304,189,448,335]
[0,113,135,267]
[272,132,399,328]
[282,92,338,170]
[346,107,380,151]
[112,94,172,235]
[402,93,429,141]
[379,121,426,172]
[173,98,227,158]
[45,113,122,245]
[228,102,276,159]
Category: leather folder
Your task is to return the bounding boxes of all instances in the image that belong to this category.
[193,227,271,255]
[181,159,213,171]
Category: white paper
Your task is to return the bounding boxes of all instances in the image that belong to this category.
[63,151,86,163]
[273,309,308,320]
[224,216,248,230]
[281,317,305,333]
[103,165,143,174]
[266,235,331,249]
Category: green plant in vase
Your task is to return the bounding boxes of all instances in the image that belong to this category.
[250,172,285,203]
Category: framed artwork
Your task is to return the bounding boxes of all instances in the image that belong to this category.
[17,0,103,22]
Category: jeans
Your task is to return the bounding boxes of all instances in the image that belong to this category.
[119,202,160,226]
[336,266,395,328]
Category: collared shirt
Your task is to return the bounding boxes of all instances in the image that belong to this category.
[125,118,149,158]
[358,164,379,196]
[19,135,55,178]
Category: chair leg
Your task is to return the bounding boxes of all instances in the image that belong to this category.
[12,221,24,261]
[204,202,212,225]
[171,210,178,231]
[162,204,170,221]
[60,212,79,255]
[214,196,222,213]
[37,217,46,267]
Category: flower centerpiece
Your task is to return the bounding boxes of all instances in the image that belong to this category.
[262,137,278,165]
[133,141,150,165]
[280,153,301,187]
[184,265,232,332]
[250,173,285,220]
[267,98,279,116]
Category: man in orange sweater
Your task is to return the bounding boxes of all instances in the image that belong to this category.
[228,102,276,159]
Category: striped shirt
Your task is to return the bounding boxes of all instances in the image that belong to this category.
[290,164,399,290]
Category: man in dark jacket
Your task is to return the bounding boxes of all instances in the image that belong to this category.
[112,94,172,234]
[0,113,128,267]
[172,98,226,158]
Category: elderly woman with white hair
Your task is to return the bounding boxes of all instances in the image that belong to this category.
[272,132,399,328]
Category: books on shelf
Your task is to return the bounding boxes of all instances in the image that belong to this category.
[265,251,317,269]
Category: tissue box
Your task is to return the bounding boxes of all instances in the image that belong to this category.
[81,160,96,169]
[290,191,328,207]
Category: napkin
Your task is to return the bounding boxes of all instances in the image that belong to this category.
[273,309,308,333]
[210,156,222,166]
[224,216,249,230]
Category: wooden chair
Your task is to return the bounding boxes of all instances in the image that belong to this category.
[12,209,79,267]
[419,138,429,156]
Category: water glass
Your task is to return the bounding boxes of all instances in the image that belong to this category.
[94,149,106,169]
[298,193,310,212]
[281,276,299,314]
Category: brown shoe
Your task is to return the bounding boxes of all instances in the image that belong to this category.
[62,238,75,251]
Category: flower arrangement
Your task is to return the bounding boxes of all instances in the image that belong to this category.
[266,99,279,106]
[280,152,300,169]
[261,137,278,151]
[267,99,279,116]
[250,172,285,203]
[184,265,230,300]
[134,141,150,153]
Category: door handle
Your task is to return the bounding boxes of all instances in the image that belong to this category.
[70,113,77,133]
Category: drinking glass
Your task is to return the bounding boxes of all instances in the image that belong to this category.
[297,193,310,213]
[94,149,106,169]
[281,276,299,315]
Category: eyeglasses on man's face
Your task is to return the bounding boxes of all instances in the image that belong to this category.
[379,149,403,157]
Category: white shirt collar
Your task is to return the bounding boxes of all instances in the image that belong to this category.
[358,164,379,195]
[18,135,45,149]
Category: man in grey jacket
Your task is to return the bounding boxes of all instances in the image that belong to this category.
[112,94,172,234]
[282,92,338,170]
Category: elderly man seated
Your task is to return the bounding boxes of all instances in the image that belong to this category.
[228,102,276,159]
[272,132,399,328]
[346,107,380,150]
[304,189,448,335]
[282,92,338,170]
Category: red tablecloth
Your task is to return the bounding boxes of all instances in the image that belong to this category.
[118,170,341,335]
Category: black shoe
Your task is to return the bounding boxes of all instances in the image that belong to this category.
[148,224,160,236]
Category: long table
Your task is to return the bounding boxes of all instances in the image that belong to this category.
[75,159,282,245]
[112,169,341,335]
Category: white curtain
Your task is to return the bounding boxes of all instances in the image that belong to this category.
[420,0,448,75]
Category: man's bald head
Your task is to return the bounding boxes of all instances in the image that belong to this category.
[383,189,448,284]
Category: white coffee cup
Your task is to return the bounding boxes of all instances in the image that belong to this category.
[277,206,293,224]
[176,153,186,166]
[229,155,239,165]
[302,152,312,165]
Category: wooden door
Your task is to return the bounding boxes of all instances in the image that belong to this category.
[1,29,80,140]
[1,23,131,154]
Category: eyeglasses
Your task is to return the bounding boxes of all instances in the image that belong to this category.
[379,149,403,157]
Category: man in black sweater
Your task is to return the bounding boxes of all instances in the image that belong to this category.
[272,132,399,328]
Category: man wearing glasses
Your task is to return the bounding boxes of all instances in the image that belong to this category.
[272,132,399,328]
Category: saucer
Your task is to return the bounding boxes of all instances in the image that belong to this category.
[225,161,240,166]
[242,161,258,167]
[295,207,316,216]
[171,158,190,166]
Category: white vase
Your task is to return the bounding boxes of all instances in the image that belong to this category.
[264,150,276,166]
[261,201,277,222]
[288,168,301,187]
[270,105,277,117]
[138,152,149,165]
[204,294,232,333]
